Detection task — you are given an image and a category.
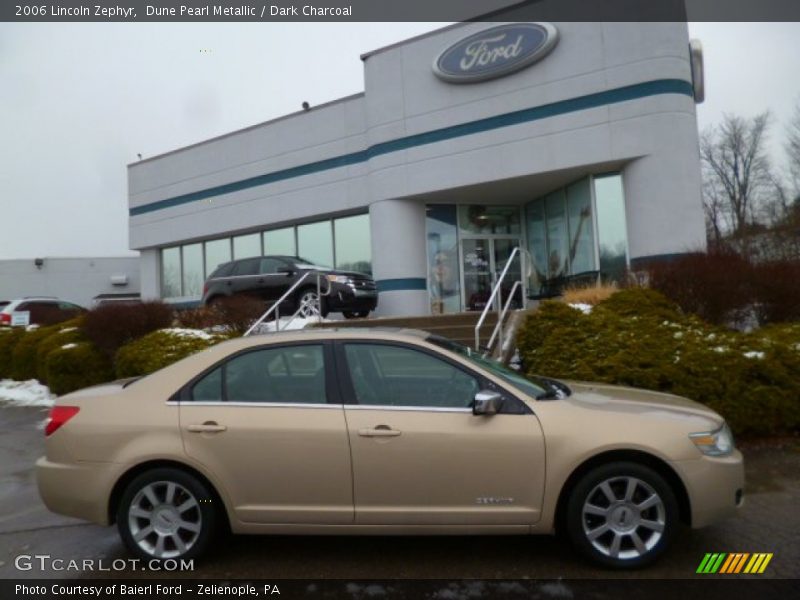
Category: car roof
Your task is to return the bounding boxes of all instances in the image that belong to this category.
[214,327,433,350]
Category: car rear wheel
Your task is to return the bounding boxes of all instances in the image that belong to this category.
[565,461,678,568]
[117,468,217,562]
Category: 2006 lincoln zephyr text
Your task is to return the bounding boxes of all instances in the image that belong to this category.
[36,328,744,568]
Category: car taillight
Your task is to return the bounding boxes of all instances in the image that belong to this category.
[0,313,10,324]
[45,406,80,436]
[203,282,209,296]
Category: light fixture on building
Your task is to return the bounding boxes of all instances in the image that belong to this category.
[34,258,44,269]
[302,102,310,111]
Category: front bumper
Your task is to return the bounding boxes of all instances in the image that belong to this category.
[672,449,745,528]
[36,457,119,526]
[326,283,378,312]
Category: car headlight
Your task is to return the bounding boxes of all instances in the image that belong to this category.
[689,423,734,456]
[326,274,352,285]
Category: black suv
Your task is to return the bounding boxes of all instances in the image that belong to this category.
[201,256,378,319]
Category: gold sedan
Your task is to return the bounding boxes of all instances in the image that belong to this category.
[37,328,744,568]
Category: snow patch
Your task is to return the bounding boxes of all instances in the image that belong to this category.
[161,328,214,340]
[0,379,56,407]
[61,343,78,350]
[743,351,765,359]
[568,303,592,315]
[259,316,334,332]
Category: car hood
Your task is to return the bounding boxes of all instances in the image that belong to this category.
[563,381,723,426]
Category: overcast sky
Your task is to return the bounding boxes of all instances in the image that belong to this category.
[0,22,798,260]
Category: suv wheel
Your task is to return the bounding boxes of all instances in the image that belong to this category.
[117,468,217,561]
[296,288,329,318]
[565,461,678,568]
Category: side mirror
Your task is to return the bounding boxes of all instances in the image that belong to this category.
[473,390,503,416]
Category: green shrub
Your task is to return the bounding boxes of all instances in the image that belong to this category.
[45,342,114,395]
[115,328,223,378]
[9,325,60,381]
[517,288,800,437]
[0,328,25,378]
[35,319,85,382]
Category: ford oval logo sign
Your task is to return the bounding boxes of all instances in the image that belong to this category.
[433,23,558,84]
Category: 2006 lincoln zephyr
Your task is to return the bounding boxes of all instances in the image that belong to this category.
[37,328,744,568]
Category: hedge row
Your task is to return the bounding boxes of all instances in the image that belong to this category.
[517,289,800,437]
[0,319,227,395]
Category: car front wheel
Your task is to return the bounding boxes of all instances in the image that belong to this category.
[116,468,217,562]
[565,461,678,568]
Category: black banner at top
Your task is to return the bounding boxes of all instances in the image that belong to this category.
[2,0,800,23]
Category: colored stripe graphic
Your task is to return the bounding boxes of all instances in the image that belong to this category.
[697,552,773,574]
[130,78,694,217]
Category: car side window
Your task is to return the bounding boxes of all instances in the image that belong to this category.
[260,258,286,274]
[343,343,479,408]
[192,367,222,401]
[191,344,327,404]
[233,258,260,276]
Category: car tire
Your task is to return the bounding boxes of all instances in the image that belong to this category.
[295,287,329,318]
[342,311,369,319]
[116,468,218,562]
[565,461,678,569]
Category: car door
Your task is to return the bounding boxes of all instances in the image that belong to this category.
[336,340,546,526]
[179,342,353,524]
[230,258,263,298]
[259,257,294,304]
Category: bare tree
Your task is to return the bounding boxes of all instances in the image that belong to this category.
[700,112,774,237]
[786,99,800,202]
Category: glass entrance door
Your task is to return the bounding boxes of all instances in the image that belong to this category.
[461,237,521,312]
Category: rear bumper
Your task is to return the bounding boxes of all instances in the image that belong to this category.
[672,449,745,528]
[36,457,118,526]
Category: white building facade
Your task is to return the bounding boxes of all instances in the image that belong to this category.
[128,21,706,316]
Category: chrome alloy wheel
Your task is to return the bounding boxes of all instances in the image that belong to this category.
[581,476,666,560]
[297,291,321,317]
[128,481,202,559]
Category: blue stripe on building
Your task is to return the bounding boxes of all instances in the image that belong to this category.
[376,278,428,292]
[130,79,693,217]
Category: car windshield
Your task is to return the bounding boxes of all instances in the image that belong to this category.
[291,258,331,271]
[427,335,558,400]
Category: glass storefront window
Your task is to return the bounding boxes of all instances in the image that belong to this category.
[204,238,231,277]
[566,178,596,275]
[594,174,629,280]
[525,202,547,285]
[182,243,204,297]
[232,233,261,259]
[544,190,568,278]
[297,221,333,267]
[458,205,521,235]
[334,214,372,275]
[263,227,296,256]
[426,205,461,315]
[161,247,182,298]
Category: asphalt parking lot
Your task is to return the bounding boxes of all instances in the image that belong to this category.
[1,404,798,581]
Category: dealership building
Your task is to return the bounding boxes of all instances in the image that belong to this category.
[128,21,706,317]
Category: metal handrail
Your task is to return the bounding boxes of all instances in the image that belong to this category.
[243,272,330,337]
[485,280,522,354]
[474,246,520,350]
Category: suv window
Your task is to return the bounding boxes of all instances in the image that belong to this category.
[191,344,327,404]
[342,343,479,408]
[233,258,261,276]
[210,263,235,278]
[260,257,287,274]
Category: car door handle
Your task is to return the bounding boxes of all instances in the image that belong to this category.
[187,422,227,433]
[358,426,401,438]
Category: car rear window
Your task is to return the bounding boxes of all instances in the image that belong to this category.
[233,258,260,276]
[210,262,235,278]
